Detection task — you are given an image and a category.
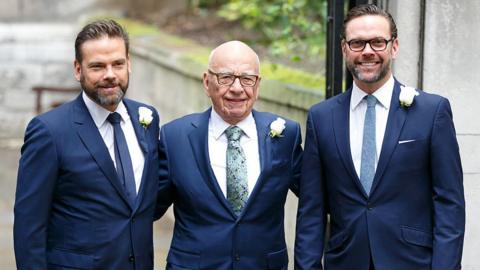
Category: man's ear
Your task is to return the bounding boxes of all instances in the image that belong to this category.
[202,72,211,97]
[127,53,132,73]
[74,60,81,81]
[341,40,348,57]
[391,38,399,59]
[254,77,261,100]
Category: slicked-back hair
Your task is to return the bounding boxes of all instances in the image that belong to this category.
[342,4,398,40]
[75,19,129,63]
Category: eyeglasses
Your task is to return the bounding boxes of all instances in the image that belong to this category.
[345,38,394,52]
[208,69,259,87]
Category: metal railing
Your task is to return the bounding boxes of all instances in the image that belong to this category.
[32,86,80,114]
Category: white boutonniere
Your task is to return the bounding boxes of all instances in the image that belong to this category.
[269,117,286,138]
[138,106,153,129]
[399,85,419,108]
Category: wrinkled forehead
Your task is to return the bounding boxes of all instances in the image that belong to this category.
[209,44,260,74]
[211,56,258,74]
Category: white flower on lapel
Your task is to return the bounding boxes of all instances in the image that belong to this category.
[138,106,153,129]
[399,85,419,108]
[269,117,286,138]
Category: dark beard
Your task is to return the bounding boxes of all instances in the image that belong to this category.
[81,75,128,108]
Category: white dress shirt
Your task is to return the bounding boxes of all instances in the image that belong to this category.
[208,109,261,197]
[82,92,144,193]
[349,76,394,178]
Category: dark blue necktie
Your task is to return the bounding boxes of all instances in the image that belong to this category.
[360,95,377,195]
[107,112,137,204]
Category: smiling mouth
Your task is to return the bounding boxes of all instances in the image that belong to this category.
[358,62,379,66]
[99,85,119,91]
[226,98,246,103]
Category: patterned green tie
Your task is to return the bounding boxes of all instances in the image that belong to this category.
[225,125,248,216]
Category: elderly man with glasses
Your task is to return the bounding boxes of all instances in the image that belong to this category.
[155,40,302,270]
[295,4,465,270]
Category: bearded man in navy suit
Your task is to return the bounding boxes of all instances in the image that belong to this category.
[156,41,302,269]
[295,4,465,270]
[14,20,160,269]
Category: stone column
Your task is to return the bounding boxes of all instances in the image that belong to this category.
[387,0,423,88]
[422,2,480,269]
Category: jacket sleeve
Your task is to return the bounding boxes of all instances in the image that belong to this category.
[294,111,326,270]
[289,122,303,197]
[155,127,174,220]
[14,118,59,269]
[430,98,465,270]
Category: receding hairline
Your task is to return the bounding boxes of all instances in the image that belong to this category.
[207,41,260,71]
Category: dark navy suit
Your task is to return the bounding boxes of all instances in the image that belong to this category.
[156,109,302,270]
[295,80,465,270]
[14,94,160,269]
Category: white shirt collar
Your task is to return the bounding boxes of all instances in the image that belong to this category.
[350,75,394,111]
[82,91,130,127]
[209,108,256,140]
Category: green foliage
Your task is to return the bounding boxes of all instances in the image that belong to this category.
[189,0,229,8]
[261,62,324,90]
[217,0,327,60]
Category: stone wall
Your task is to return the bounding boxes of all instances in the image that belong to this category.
[0,0,125,140]
[422,2,480,269]
[0,23,78,139]
[0,0,122,22]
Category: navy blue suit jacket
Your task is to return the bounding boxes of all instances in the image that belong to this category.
[156,109,302,270]
[14,94,160,269]
[295,80,465,270]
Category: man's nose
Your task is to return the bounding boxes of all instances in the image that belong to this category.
[229,77,244,92]
[103,66,116,79]
[362,42,375,55]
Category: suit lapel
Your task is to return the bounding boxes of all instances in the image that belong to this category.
[124,100,148,154]
[123,100,150,211]
[238,110,271,218]
[370,80,407,194]
[332,90,369,198]
[72,95,133,209]
[188,109,236,218]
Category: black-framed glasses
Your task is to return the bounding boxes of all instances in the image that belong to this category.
[346,38,394,52]
[208,69,259,87]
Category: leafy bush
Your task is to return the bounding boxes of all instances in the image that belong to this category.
[217,0,327,61]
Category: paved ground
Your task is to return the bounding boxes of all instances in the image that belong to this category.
[0,141,18,269]
[0,139,173,269]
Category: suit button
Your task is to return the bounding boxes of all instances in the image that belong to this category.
[235,254,240,261]
[129,254,135,262]
[131,218,135,223]
[367,204,373,210]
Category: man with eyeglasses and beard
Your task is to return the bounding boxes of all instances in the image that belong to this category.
[14,20,161,269]
[295,4,465,270]
[155,40,302,269]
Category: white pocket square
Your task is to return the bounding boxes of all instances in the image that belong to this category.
[398,139,416,144]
